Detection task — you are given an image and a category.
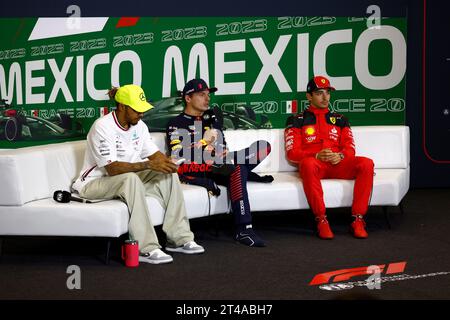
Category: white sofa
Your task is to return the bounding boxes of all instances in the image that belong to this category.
[0,126,410,245]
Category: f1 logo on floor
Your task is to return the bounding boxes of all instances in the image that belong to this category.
[309,262,407,286]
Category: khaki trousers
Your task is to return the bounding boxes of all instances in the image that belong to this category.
[80,170,194,253]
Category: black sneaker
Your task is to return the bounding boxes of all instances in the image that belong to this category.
[235,227,266,247]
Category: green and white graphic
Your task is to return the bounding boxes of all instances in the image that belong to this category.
[0,16,406,148]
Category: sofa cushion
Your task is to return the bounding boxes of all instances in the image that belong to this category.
[0,183,229,237]
[352,126,410,169]
[0,198,129,237]
[246,168,409,212]
[149,183,230,225]
[223,129,296,174]
[0,141,86,206]
[223,127,410,172]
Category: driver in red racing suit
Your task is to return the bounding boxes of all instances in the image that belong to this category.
[284,76,374,239]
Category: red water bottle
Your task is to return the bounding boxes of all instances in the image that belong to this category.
[121,240,139,267]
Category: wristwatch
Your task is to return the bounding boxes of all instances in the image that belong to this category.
[339,153,344,160]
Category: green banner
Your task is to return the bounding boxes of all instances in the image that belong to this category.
[0,16,406,148]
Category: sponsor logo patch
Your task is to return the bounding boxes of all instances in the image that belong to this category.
[305,126,316,136]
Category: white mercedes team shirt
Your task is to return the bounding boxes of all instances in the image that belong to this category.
[72,111,159,193]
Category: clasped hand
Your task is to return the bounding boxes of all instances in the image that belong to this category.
[316,148,342,165]
[147,152,179,174]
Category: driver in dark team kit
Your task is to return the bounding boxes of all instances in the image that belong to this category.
[166,78,273,247]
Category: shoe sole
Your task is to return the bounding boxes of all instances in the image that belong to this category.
[318,235,334,240]
[234,240,266,247]
[138,256,173,264]
[165,247,205,254]
[315,231,334,239]
[349,227,368,239]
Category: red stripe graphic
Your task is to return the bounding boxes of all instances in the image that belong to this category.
[100,107,109,116]
[291,100,298,113]
[230,166,243,201]
[230,182,242,190]
[385,262,407,274]
[230,189,243,202]
[309,262,407,286]
[81,165,97,181]
[112,111,128,131]
[116,17,140,28]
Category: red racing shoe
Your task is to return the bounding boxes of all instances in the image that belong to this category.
[351,215,368,239]
[315,216,334,239]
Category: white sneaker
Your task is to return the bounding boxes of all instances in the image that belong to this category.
[139,249,173,264]
[166,241,205,254]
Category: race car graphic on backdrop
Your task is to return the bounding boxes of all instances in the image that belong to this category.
[0,99,84,143]
[144,95,272,132]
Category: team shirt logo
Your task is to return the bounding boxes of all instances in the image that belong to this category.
[329,127,339,141]
[305,127,316,136]
[304,126,317,143]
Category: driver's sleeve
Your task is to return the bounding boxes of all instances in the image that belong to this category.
[166,123,186,161]
[338,118,356,159]
[284,115,316,163]
[87,122,117,168]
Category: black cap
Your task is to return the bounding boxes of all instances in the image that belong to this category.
[306,76,335,93]
[182,79,218,98]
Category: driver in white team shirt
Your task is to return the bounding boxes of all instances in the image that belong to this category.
[72,84,204,265]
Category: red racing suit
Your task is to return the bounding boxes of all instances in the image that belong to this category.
[284,105,374,217]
